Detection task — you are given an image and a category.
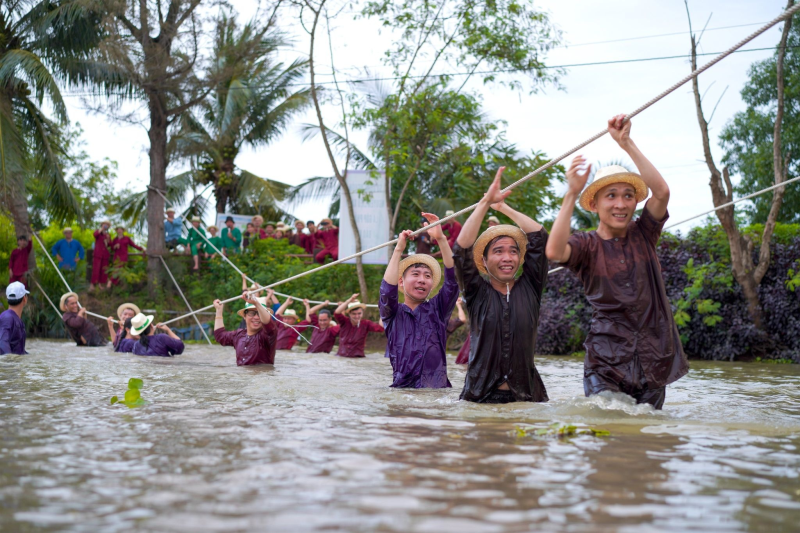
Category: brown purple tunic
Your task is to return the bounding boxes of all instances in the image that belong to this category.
[564,202,689,389]
[62,312,107,346]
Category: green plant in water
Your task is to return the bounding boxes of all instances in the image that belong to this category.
[110,378,147,408]
[515,423,610,439]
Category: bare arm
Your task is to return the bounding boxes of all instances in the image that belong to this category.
[384,231,410,285]
[335,294,358,315]
[106,317,116,340]
[422,213,453,268]
[546,156,591,263]
[243,289,273,325]
[456,167,512,249]
[609,115,669,219]
[156,323,180,340]
[308,299,329,316]
[213,299,225,330]
[490,202,542,233]
[455,298,466,322]
[275,296,292,317]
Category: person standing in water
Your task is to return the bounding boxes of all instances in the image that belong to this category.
[111,317,139,353]
[545,115,688,409]
[106,302,140,344]
[380,213,459,388]
[213,289,278,366]
[453,167,550,404]
[273,296,315,350]
[129,313,185,357]
[333,294,384,358]
[1,282,29,355]
[304,302,340,354]
[60,292,107,346]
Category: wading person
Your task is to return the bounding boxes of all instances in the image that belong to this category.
[453,167,550,404]
[106,302,141,344]
[60,292,106,346]
[9,235,32,287]
[51,227,85,270]
[89,220,112,291]
[274,297,314,350]
[304,302,340,354]
[128,313,185,357]
[380,213,459,388]
[213,289,278,366]
[333,294,384,358]
[112,317,139,353]
[109,227,144,286]
[1,282,29,355]
[545,115,688,410]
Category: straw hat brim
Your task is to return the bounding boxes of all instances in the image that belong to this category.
[472,225,528,276]
[238,298,268,318]
[59,292,79,312]
[344,302,367,314]
[130,314,154,336]
[117,303,141,321]
[398,254,442,290]
[579,172,649,211]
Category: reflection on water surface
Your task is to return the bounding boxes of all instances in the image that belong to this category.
[1,340,799,532]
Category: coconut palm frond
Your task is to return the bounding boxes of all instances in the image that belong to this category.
[0,49,68,122]
[285,175,341,208]
[116,171,201,232]
[299,122,377,171]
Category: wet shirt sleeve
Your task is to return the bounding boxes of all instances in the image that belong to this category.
[379,280,399,325]
[636,201,669,248]
[366,320,385,333]
[452,242,483,303]
[214,327,236,347]
[433,266,460,322]
[0,314,12,354]
[163,335,185,355]
[521,229,549,295]
[565,231,591,275]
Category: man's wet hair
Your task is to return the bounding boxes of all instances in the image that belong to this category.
[404,263,433,276]
[483,235,520,259]
[7,297,24,306]
[17,235,27,241]
[318,309,332,317]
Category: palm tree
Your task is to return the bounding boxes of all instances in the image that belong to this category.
[0,1,105,236]
[172,14,311,216]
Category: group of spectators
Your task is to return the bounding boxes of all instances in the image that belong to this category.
[165,208,341,270]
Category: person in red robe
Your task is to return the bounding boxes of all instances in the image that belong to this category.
[333,294,384,357]
[315,218,339,263]
[274,297,317,350]
[90,221,112,291]
[8,235,32,287]
[441,210,463,249]
[109,227,144,286]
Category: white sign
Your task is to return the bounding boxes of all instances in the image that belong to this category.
[339,170,389,265]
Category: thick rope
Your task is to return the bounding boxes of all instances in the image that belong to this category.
[162,5,800,326]
[31,233,116,323]
[157,255,212,345]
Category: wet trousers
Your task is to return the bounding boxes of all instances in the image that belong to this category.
[584,352,666,410]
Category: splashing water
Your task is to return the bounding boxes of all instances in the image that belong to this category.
[1,341,799,531]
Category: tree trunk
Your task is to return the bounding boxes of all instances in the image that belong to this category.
[146,99,168,298]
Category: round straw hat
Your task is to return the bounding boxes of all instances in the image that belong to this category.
[398,254,442,289]
[282,309,298,318]
[472,225,528,275]
[117,303,141,321]
[130,313,154,336]
[59,291,79,312]
[578,165,649,211]
[238,297,269,318]
[345,301,367,314]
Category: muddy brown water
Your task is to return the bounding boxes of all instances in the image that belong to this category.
[1,341,799,532]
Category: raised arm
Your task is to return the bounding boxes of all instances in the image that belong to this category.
[608,114,669,219]
[335,293,358,315]
[422,213,453,268]
[308,299,329,317]
[106,316,117,340]
[455,297,466,322]
[546,156,591,263]
[156,323,181,340]
[243,289,273,325]
[213,299,225,331]
[456,167,512,249]
[384,231,411,285]
[490,200,542,233]
[275,296,292,317]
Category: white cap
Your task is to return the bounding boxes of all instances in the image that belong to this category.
[6,282,29,300]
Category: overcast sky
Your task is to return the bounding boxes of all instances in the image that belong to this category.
[64,0,790,233]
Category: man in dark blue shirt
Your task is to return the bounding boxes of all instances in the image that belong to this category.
[0,282,29,355]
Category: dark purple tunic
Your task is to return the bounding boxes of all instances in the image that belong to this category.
[131,334,185,357]
[115,338,136,353]
[0,309,27,355]
[380,266,459,388]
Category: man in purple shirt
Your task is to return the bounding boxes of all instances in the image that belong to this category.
[380,212,458,389]
[1,282,29,355]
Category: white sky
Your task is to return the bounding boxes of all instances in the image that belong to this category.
[64,0,790,232]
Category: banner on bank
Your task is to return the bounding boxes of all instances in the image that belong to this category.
[339,170,390,265]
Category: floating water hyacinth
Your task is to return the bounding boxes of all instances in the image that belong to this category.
[110,378,147,408]
[514,423,610,439]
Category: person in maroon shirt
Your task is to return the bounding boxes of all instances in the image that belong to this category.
[8,235,32,286]
[252,215,268,240]
[446,296,467,349]
[442,211,463,249]
[109,227,144,286]
[304,221,320,255]
[274,297,316,350]
[315,218,339,263]
[333,294,384,357]
[546,115,689,410]
[304,302,340,353]
[213,289,278,366]
[90,221,112,292]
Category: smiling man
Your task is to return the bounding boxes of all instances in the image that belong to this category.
[545,115,689,409]
[453,167,550,404]
[213,289,278,366]
[380,212,458,389]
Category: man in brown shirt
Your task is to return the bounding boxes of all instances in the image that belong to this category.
[546,115,688,409]
[60,292,107,346]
